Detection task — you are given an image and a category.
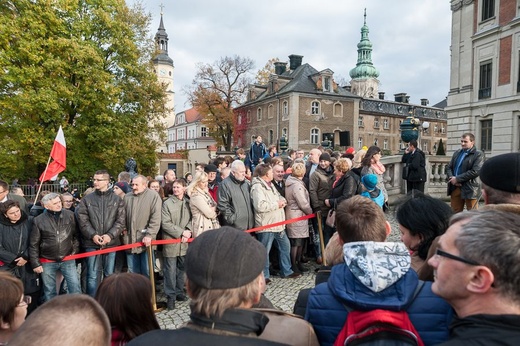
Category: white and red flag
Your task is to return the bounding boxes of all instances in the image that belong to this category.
[39,126,67,182]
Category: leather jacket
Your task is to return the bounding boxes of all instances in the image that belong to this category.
[77,189,126,249]
[29,209,79,267]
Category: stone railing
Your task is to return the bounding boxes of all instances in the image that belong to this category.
[381,155,452,203]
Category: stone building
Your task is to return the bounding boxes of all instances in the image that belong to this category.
[234,12,447,154]
[447,0,520,155]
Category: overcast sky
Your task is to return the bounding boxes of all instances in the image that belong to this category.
[128,0,452,112]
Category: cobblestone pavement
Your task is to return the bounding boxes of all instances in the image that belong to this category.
[155,207,401,329]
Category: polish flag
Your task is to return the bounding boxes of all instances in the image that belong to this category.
[39,126,67,183]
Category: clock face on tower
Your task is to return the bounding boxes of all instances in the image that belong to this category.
[159,68,167,76]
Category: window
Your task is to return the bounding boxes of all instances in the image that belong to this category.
[311,101,320,115]
[311,128,320,144]
[423,142,428,153]
[269,130,274,145]
[323,76,331,92]
[238,115,242,125]
[434,124,438,133]
[479,62,492,99]
[358,137,362,149]
[441,125,445,134]
[374,117,380,129]
[333,103,342,117]
[257,108,262,121]
[481,119,492,151]
[383,118,389,129]
[358,116,364,127]
[268,104,274,119]
[374,138,378,147]
[201,127,208,137]
[282,101,288,115]
[247,110,251,123]
[383,139,388,150]
[481,0,495,21]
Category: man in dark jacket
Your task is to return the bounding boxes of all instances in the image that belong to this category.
[217,160,254,231]
[77,170,125,296]
[428,209,520,345]
[305,196,453,346]
[29,192,81,301]
[402,139,427,193]
[446,133,484,212]
[248,135,267,173]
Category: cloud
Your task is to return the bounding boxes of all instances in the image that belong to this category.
[128,0,451,109]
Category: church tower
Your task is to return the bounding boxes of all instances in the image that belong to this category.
[152,9,175,129]
[349,9,380,98]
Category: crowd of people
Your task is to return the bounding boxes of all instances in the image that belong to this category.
[1,132,520,345]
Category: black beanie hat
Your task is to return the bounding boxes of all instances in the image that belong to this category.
[480,152,520,193]
[319,153,331,162]
[185,226,267,289]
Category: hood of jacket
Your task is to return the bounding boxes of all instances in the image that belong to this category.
[328,241,418,310]
[315,165,333,176]
[284,175,304,189]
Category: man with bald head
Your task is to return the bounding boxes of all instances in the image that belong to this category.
[124,175,162,277]
[303,148,322,188]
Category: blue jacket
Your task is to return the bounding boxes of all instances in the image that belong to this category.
[305,258,453,346]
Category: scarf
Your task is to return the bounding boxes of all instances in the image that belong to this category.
[371,161,386,175]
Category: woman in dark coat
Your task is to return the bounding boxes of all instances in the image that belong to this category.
[0,200,40,313]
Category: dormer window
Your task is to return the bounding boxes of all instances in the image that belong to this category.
[323,76,331,92]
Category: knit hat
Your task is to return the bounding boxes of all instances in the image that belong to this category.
[345,147,356,155]
[361,174,378,191]
[204,164,218,173]
[319,153,331,162]
[185,226,267,289]
[113,182,129,194]
[480,152,520,193]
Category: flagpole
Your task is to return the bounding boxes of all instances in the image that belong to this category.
[34,148,53,205]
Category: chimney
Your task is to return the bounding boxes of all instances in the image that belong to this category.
[394,92,407,103]
[420,98,429,106]
[274,62,287,75]
[288,54,303,70]
[378,92,385,100]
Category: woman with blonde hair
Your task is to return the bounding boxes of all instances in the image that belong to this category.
[187,172,220,237]
[285,162,313,274]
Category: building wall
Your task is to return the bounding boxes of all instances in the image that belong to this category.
[447,0,520,155]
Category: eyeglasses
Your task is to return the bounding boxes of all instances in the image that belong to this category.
[434,249,480,266]
[18,295,32,307]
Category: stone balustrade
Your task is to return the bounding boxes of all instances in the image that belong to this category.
[381,155,452,203]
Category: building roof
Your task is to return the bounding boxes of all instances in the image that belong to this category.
[241,62,358,106]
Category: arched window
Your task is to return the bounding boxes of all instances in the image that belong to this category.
[269,130,274,145]
[268,104,274,119]
[311,101,320,115]
[282,101,289,115]
[311,128,320,144]
[333,102,343,117]
[257,108,262,121]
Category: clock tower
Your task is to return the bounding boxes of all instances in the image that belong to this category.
[153,11,175,130]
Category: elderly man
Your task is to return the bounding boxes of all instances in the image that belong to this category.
[29,192,81,301]
[428,209,520,344]
[77,170,125,296]
[446,133,483,212]
[128,227,318,346]
[124,175,162,277]
[303,148,322,188]
[217,160,254,231]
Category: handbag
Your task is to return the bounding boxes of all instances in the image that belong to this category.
[325,209,336,228]
[402,164,409,180]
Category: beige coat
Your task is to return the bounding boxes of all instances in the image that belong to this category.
[189,187,220,237]
[285,176,313,239]
[250,177,286,233]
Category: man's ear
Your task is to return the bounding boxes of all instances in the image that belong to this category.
[482,188,489,205]
[384,221,392,239]
[467,266,495,294]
